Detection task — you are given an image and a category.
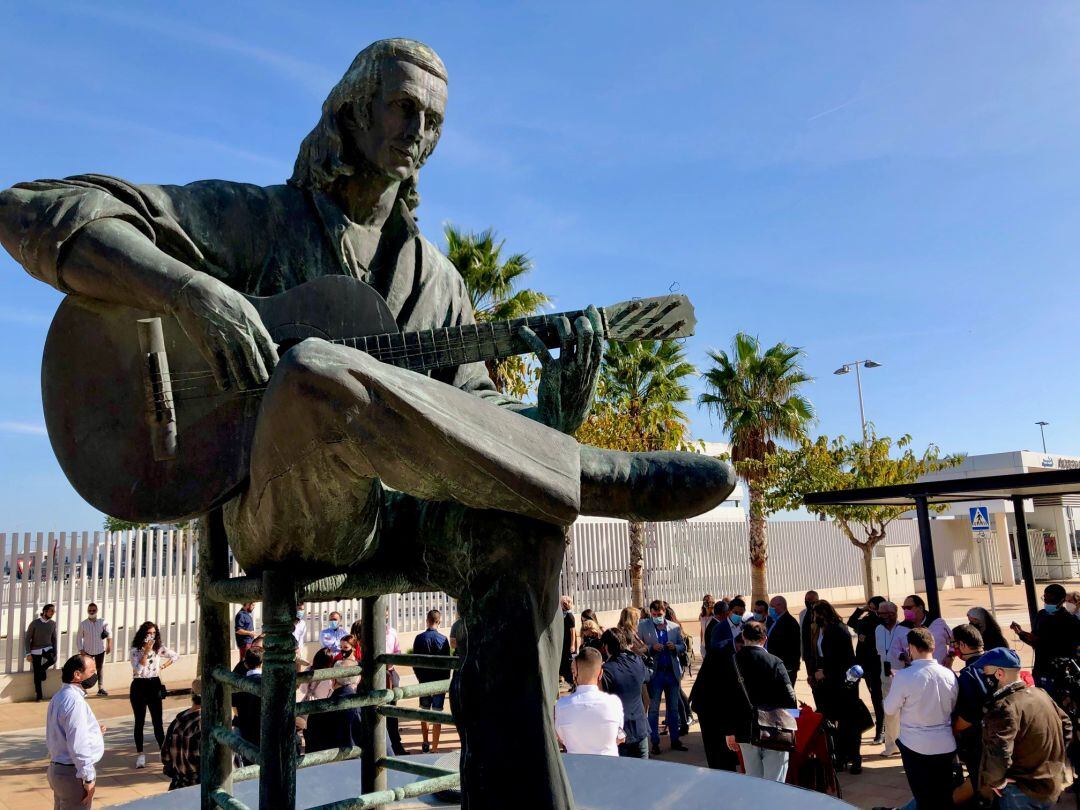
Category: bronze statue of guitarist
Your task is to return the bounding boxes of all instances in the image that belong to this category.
[0,39,734,808]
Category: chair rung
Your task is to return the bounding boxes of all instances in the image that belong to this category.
[378,652,462,670]
[211,666,263,695]
[233,746,362,783]
[210,726,261,766]
[306,772,462,810]
[297,689,394,716]
[379,756,457,779]
[376,704,454,724]
[210,789,255,810]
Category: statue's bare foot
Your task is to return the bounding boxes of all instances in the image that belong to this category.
[579,447,736,522]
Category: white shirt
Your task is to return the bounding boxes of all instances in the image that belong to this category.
[47,683,104,781]
[293,619,307,648]
[876,623,904,677]
[76,618,111,656]
[888,617,953,666]
[130,645,179,678]
[554,685,625,756]
[881,658,958,755]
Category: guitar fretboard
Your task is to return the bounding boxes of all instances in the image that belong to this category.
[330,310,596,373]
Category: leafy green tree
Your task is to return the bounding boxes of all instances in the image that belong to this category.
[699,333,814,605]
[103,516,148,532]
[577,339,697,607]
[767,429,961,599]
[443,225,551,399]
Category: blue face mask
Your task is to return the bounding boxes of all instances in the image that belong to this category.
[1044,604,1059,614]
[296,610,305,620]
[652,615,665,625]
[328,620,338,630]
[752,612,766,622]
[730,614,743,625]
[768,607,779,621]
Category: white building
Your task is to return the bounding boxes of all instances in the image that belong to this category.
[919,450,1080,583]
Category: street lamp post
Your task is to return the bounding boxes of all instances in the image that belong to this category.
[1036,421,1049,453]
[834,360,882,443]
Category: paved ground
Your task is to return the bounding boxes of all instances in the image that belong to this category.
[0,582,1075,809]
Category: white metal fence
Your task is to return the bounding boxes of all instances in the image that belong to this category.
[3,519,920,675]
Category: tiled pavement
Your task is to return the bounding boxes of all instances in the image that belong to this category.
[0,582,1076,808]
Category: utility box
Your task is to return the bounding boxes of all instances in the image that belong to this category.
[871,545,916,602]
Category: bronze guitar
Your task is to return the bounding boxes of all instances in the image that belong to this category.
[41,275,696,523]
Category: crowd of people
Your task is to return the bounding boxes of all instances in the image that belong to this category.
[554,584,1080,809]
[34,585,1080,808]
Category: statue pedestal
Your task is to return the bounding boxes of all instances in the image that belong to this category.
[115,753,853,809]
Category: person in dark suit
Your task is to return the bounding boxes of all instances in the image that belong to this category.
[847,596,885,744]
[688,627,740,772]
[715,621,797,782]
[599,628,651,758]
[304,663,364,753]
[704,600,733,653]
[799,590,819,673]
[810,600,864,774]
[765,595,801,685]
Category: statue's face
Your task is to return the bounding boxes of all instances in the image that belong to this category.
[345,58,447,181]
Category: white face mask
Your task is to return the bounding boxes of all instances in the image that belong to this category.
[1065,602,1079,615]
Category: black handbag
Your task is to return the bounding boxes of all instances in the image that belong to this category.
[733,654,798,752]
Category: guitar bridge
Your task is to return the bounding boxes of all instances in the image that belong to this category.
[138,317,178,461]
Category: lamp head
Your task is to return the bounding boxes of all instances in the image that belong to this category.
[864,360,882,368]
[833,366,850,375]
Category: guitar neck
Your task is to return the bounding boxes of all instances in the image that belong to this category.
[330,310,601,373]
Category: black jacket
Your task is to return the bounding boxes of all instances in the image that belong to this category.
[766,612,801,677]
[715,645,797,743]
[600,651,650,745]
[801,609,816,667]
[847,607,882,671]
[817,622,856,684]
[305,685,363,753]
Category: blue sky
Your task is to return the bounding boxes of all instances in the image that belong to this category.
[3,2,1080,530]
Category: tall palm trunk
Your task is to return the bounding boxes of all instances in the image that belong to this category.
[748,482,768,604]
[629,521,646,608]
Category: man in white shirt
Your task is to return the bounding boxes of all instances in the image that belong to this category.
[76,603,112,697]
[874,601,903,756]
[293,602,308,652]
[47,654,105,809]
[554,647,625,756]
[882,626,958,810]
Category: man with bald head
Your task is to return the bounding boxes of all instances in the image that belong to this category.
[765,595,801,685]
[0,39,734,807]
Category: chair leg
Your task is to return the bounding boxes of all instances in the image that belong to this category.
[361,595,388,803]
[259,568,298,810]
[199,509,234,810]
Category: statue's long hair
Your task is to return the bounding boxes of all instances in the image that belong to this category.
[288,38,447,212]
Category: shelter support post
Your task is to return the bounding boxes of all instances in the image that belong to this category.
[1011,495,1040,627]
[914,496,941,619]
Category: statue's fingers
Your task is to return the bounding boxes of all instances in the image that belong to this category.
[574,315,593,363]
[239,331,270,387]
[252,322,280,373]
[585,304,604,336]
[557,315,575,361]
[225,338,259,391]
[208,344,233,391]
[518,326,554,366]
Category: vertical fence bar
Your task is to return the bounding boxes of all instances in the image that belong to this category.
[186,531,196,654]
[361,595,388,802]
[4,532,16,673]
[17,533,31,673]
[260,567,298,810]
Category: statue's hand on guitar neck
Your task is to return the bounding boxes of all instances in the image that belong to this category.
[166,273,279,391]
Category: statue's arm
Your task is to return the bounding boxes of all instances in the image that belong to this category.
[0,184,276,390]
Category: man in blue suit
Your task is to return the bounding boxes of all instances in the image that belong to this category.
[638,600,688,755]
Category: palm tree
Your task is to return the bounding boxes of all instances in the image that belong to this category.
[578,339,696,607]
[443,225,550,398]
[699,333,814,604]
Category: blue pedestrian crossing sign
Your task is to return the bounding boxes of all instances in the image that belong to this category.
[969,506,992,542]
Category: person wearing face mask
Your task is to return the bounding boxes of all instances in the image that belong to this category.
[76,602,111,697]
[293,602,308,653]
[727,597,746,639]
[892,594,952,667]
[129,620,179,769]
[847,596,886,744]
[47,654,106,809]
[25,603,58,702]
[234,601,257,663]
[305,660,365,754]
[949,623,989,804]
[319,611,348,654]
[882,627,958,810]
[978,647,1072,808]
[1065,590,1080,614]
[752,599,770,628]
[638,600,687,755]
[811,600,866,774]
[765,595,801,687]
[874,601,903,758]
[560,595,577,687]
[1010,583,1080,691]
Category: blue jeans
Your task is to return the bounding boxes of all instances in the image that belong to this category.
[648,668,680,743]
[738,743,789,782]
[996,783,1051,810]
